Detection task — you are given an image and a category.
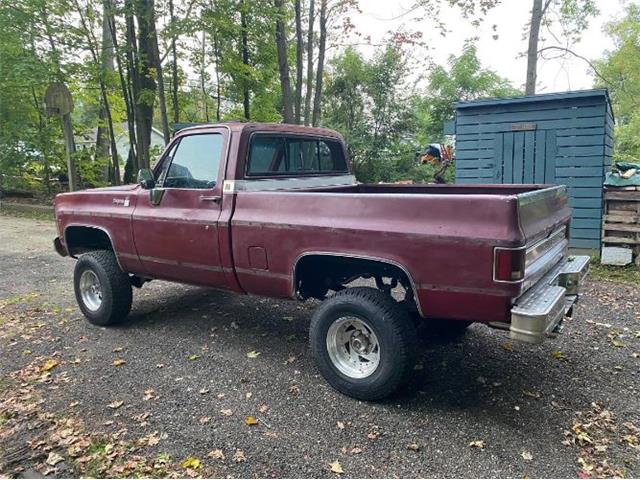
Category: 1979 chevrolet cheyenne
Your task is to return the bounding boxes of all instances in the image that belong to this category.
[53,122,590,400]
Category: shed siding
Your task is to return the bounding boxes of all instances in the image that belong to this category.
[454,90,613,250]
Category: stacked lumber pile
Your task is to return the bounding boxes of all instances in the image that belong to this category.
[601,187,640,266]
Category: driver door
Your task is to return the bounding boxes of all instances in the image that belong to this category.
[131,129,227,286]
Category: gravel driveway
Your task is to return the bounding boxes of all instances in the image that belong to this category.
[0,213,638,478]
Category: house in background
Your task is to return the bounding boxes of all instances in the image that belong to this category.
[75,123,166,163]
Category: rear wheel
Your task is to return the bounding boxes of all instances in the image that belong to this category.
[74,251,132,326]
[310,287,417,401]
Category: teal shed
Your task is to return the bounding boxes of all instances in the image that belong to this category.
[451,89,613,250]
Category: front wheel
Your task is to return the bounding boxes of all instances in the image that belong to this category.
[310,287,417,401]
[74,251,132,326]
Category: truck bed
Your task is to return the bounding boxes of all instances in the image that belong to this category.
[229,182,571,322]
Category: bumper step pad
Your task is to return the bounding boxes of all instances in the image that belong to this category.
[509,255,590,344]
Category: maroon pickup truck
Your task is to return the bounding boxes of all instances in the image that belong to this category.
[53,122,589,400]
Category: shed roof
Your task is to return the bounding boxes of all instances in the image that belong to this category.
[455,88,612,112]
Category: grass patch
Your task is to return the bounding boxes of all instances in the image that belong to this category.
[589,258,640,285]
[0,206,54,221]
[0,292,39,307]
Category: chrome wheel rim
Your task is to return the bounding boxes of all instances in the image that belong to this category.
[79,269,102,312]
[326,316,380,379]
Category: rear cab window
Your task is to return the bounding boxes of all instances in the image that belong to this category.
[247,135,348,177]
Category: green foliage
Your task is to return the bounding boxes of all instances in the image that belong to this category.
[595,4,640,163]
[323,46,417,183]
[415,42,521,145]
[324,42,518,184]
[0,1,68,195]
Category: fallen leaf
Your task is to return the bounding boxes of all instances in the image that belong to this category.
[288,384,300,395]
[199,416,211,425]
[407,443,420,451]
[351,447,362,454]
[329,461,343,474]
[521,450,533,461]
[551,350,566,361]
[187,354,200,361]
[208,449,225,460]
[611,339,625,348]
[337,421,345,430]
[113,359,126,367]
[469,440,486,449]
[500,342,513,352]
[41,359,60,372]
[220,409,233,416]
[147,432,160,446]
[247,350,261,359]
[367,431,380,440]
[108,400,124,409]
[46,452,64,466]
[258,404,270,413]
[143,389,157,401]
[233,449,246,463]
[180,457,201,469]
[244,416,258,426]
[522,389,541,399]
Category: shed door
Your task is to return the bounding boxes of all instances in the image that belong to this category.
[493,130,556,184]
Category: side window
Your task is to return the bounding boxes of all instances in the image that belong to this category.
[247,135,348,176]
[162,133,223,189]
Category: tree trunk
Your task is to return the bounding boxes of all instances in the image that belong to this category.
[274,0,294,123]
[312,0,326,126]
[303,0,314,125]
[240,1,250,120]
[525,0,544,95]
[149,6,170,145]
[73,0,121,184]
[107,1,138,180]
[169,0,180,124]
[213,30,222,121]
[133,0,157,169]
[200,30,209,122]
[294,0,303,123]
[96,3,114,165]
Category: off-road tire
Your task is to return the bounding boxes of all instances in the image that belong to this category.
[310,287,417,401]
[74,250,132,326]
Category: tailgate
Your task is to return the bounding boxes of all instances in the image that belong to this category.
[516,186,572,291]
[516,185,571,241]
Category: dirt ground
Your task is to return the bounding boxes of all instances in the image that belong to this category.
[0,213,638,478]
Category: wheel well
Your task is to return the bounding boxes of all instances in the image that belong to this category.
[65,226,113,257]
[294,254,416,303]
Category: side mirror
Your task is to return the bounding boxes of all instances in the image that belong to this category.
[138,169,155,189]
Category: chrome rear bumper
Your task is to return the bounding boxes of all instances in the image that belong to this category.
[509,255,590,344]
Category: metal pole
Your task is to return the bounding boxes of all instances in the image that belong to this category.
[61,112,78,191]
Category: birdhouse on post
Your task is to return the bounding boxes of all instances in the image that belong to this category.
[45,82,78,191]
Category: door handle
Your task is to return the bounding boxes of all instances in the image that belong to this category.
[200,195,221,203]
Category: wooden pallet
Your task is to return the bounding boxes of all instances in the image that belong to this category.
[602,189,640,247]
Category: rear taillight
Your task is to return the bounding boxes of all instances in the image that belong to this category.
[494,247,526,282]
